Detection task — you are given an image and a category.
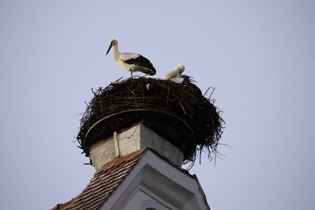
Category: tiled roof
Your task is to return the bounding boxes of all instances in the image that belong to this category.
[52,147,210,210]
[51,147,148,210]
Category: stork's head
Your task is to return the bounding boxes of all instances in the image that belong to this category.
[175,65,185,74]
[106,39,118,55]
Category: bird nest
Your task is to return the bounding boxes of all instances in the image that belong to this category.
[77,76,224,165]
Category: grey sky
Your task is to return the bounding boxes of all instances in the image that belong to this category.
[1,1,315,209]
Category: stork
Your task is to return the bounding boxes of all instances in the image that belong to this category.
[164,65,201,95]
[106,39,156,77]
[163,65,187,84]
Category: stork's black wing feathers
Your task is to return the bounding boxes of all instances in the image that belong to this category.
[181,75,202,95]
[182,75,196,84]
[124,55,156,75]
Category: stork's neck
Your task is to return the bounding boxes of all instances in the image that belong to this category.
[112,44,120,63]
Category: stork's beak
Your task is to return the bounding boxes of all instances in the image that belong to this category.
[106,44,112,55]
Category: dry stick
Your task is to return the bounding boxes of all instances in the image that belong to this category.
[80,79,123,129]
[178,100,186,114]
[110,76,123,85]
[203,87,211,97]
[209,87,216,99]
[203,87,216,99]
[80,100,98,129]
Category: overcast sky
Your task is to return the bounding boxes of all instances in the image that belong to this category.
[1,1,315,209]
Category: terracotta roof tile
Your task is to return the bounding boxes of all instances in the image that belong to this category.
[52,147,148,210]
[52,147,210,210]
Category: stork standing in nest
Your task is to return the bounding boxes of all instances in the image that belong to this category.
[163,65,188,84]
[106,39,156,77]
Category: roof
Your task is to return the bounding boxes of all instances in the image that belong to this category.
[51,148,148,210]
[51,147,210,210]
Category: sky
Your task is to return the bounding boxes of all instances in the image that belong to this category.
[1,0,315,209]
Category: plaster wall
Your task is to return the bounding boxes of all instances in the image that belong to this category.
[124,189,169,210]
[89,137,116,170]
[89,124,184,171]
[99,150,209,210]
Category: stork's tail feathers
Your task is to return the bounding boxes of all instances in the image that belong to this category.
[182,75,196,84]
[124,55,156,76]
[133,66,156,76]
[144,67,156,76]
[181,75,202,95]
[139,58,156,76]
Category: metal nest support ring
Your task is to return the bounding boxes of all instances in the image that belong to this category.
[84,108,196,144]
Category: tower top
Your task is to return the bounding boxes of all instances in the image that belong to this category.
[77,77,224,166]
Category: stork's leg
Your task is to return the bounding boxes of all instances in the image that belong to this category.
[131,71,133,78]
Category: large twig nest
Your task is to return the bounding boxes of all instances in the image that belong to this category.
[77,76,224,164]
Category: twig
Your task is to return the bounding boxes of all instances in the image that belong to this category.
[203,87,216,99]
[110,77,123,85]
[209,87,216,99]
[178,100,186,114]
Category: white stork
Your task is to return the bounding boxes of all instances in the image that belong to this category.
[163,65,187,84]
[106,39,156,77]
[164,65,201,94]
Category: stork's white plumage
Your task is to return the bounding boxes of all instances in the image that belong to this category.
[163,65,186,84]
[106,39,156,77]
